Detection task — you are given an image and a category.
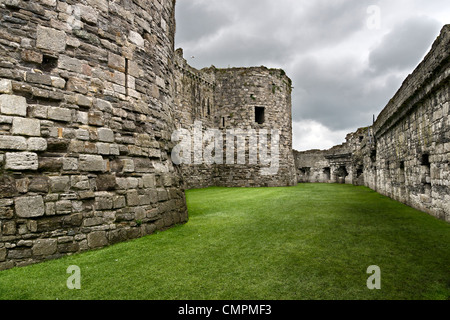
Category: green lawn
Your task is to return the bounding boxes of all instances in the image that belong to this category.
[0,184,449,300]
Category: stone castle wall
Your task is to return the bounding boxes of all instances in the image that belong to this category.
[173,49,217,189]
[1,0,445,272]
[295,24,450,222]
[0,0,188,271]
[0,0,297,270]
[294,128,369,185]
[368,24,450,220]
[173,50,297,188]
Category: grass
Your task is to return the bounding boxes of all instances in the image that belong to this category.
[0,184,448,300]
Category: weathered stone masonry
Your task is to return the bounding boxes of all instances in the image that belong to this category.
[294,127,369,186]
[295,24,450,222]
[369,24,449,221]
[0,0,188,270]
[2,0,444,272]
[0,0,297,271]
[173,49,297,189]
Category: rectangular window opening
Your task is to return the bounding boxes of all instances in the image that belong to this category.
[255,107,265,125]
[420,154,430,168]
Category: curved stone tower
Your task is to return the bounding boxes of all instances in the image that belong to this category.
[0,0,187,270]
[173,49,297,188]
[213,66,297,187]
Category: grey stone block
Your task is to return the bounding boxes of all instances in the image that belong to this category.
[108,52,125,72]
[0,94,27,116]
[97,128,115,142]
[0,135,27,150]
[50,176,70,193]
[96,99,113,112]
[129,30,144,47]
[2,221,16,235]
[45,202,55,216]
[32,239,57,256]
[143,174,156,188]
[87,231,108,249]
[25,72,52,86]
[79,154,106,172]
[76,129,90,141]
[126,190,139,207]
[95,192,113,210]
[63,158,79,171]
[58,55,83,73]
[50,76,66,89]
[15,196,45,218]
[55,200,72,214]
[11,117,41,136]
[47,107,72,122]
[27,137,47,151]
[7,249,31,259]
[75,94,92,107]
[0,79,12,94]
[78,3,98,24]
[96,142,110,155]
[84,217,103,227]
[109,144,120,156]
[36,25,66,52]
[5,152,38,170]
[0,248,6,262]
[29,177,49,193]
[113,196,126,209]
[0,115,13,124]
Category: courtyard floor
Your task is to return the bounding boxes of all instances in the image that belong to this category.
[0,184,448,300]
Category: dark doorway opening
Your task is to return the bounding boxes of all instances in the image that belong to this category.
[323,167,331,181]
[336,166,348,184]
[356,167,364,178]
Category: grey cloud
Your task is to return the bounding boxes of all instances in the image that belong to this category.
[175,1,232,44]
[177,0,373,69]
[291,56,404,131]
[368,16,442,74]
[175,0,448,148]
[291,0,372,45]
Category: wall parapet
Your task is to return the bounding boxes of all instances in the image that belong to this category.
[374,25,450,138]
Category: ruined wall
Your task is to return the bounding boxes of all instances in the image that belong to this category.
[173,50,297,188]
[294,24,449,222]
[173,48,216,130]
[369,24,450,221]
[294,149,330,183]
[173,49,217,189]
[0,0,188,271]
[294,128,369,185]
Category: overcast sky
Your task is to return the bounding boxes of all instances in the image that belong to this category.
[174,0,449,151]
